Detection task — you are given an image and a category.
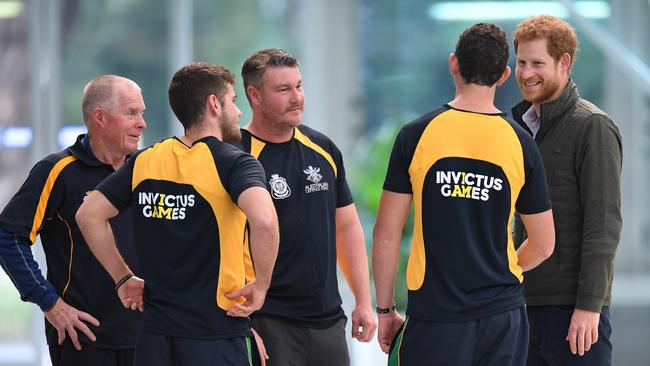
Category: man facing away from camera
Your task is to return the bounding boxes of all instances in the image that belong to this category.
[77,63,279,366]
[373,23,555,366]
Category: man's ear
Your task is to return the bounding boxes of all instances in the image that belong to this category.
[495,66,511,87]
[93,107,107,128]
[559,52,572,73]
[247,85,260,106]
[448,53,459,77]
[207,94,221,116]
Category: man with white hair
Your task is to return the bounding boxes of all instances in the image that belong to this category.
[0,75,146,365]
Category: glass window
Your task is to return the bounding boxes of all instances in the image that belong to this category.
[0,0,32,346]
[192,0,299,125]
[60,0,171,145]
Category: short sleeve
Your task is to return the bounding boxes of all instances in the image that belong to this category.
[333,145,353,208]
[227,154,268,203]
[383,128,413,194]
[515,135,552,214]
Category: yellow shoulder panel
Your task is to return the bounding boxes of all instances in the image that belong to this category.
[29,155,77,244]
[132,139,249,310]
[406,110,526,290]
[293,128,338,178]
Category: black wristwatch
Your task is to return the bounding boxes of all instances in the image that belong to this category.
[376,302,396,314]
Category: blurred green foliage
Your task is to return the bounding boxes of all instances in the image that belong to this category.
[349,120,414,311]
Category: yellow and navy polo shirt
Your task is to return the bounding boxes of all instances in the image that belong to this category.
[237,125,353,325]
[97,136,266,338]
[0,134,140,348]
[384,104,551,321]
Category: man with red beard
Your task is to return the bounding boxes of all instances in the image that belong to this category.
[237,49,376,366]
[511,15,622,366]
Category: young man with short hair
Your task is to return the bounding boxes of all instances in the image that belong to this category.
[373,23,555,365]
[77,63,279,366]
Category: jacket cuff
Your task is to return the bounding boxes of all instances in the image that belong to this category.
[33,284,59,312]
[575,294,604,313]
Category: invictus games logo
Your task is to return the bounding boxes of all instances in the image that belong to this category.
[269,174,291,200]
[436,170,503,201]
[304,165,328,194]
[138,192,195,220]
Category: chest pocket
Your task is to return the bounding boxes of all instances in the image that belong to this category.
[541,130,578,202]
[540,128,582,266]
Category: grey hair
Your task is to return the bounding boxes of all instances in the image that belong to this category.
[81,75,140,124]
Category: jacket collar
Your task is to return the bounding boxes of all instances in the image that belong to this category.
[67,133,125,169]
[512,79,580,141]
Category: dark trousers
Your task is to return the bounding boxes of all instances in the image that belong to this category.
[389,306,529,366]
[49,342,134,366]
[251,316,350,366]
[134,331,252,366]
[527,306,612,366]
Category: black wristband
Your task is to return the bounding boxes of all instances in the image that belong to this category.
[115,273,134,291]
[376,302,396,314]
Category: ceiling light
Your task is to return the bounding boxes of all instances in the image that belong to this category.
[428,1,610,21]
[0,1,23,19]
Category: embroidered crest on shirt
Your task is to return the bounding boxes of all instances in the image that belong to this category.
[303,166,322,183]
[303,166,329,193]
[269,174,291,199]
